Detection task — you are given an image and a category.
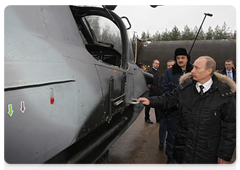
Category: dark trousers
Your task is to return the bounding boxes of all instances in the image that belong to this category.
[145,106,160,122]
[159,110,179,157]
[159,112,167,144]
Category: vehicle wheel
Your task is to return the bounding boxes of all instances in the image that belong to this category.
[93,150,109,168]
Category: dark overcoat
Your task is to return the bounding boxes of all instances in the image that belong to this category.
[147,68,162,97]
[162,62,193,94]
[148,72,236,163]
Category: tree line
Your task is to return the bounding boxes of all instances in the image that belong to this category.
[134,22,236,41]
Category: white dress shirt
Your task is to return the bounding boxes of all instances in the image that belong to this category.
[196,78,213,94]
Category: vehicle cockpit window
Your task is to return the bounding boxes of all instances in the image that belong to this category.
[80,15,123,68]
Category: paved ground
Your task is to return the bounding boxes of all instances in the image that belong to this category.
[107,108,236,164]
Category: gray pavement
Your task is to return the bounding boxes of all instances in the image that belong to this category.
[107,108,236,164]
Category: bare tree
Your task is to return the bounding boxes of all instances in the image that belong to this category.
[213,22,230,39]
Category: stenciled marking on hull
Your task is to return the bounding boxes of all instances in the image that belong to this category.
[7,101,26,117]
[20,101,26,113]
[8,104,14,117]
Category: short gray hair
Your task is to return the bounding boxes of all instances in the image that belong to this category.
[200,56,216,76]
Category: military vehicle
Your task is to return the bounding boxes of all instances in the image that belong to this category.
[4,5,152,163]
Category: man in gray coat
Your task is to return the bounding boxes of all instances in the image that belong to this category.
[137,56,236,163]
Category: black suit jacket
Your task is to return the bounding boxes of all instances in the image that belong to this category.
[220,67,236,82]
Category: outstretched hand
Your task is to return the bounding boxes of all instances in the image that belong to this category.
[137,98,150,106]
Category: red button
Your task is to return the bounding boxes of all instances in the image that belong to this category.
[50,97,54,104]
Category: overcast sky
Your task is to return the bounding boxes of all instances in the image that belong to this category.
[114,5,236,39]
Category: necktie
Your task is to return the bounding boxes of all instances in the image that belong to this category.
[227,71,232,79]
[199,85,204,95]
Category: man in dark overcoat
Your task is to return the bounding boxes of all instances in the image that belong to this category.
[138,56,236,164]
[144,59,162,124]
[160,48,193,163]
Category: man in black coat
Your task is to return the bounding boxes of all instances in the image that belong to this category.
[144,59,162,124]
[219,59,236,82]
[138,56,236,164]
[160,48,193,163]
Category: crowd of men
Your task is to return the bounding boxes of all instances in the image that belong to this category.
[137,48,236,164]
